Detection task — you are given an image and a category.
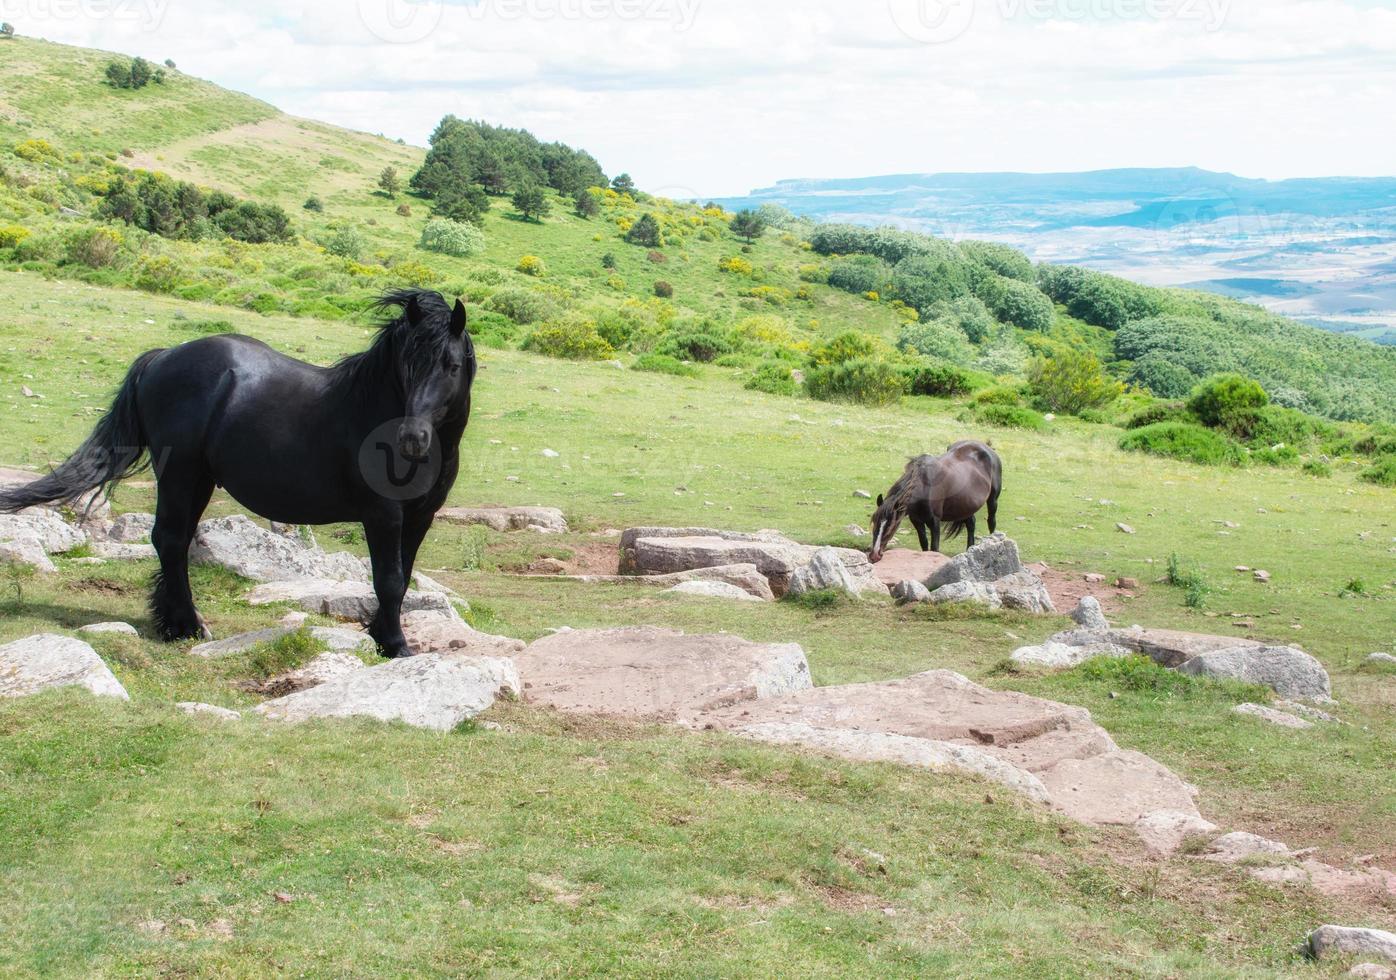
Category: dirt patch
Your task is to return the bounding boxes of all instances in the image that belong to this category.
[1032,566,1133,620]
[553,539,620,576]
[805,879,886,914]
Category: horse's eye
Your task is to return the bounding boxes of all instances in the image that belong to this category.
[449,364,460,376]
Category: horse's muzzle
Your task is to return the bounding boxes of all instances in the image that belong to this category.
[396,420,433,463]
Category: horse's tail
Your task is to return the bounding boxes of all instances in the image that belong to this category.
[0,349,163,515]
[944,520,969,541]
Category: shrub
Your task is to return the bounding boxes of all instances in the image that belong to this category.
[64,226,122,268]
[745,361,798,396]
[718,255,753,276]
[653,280,674,299]
[1188,373,1269,438]
[516,254,546,277]
[134,255,183,293]
[809,331,891,367]
[805,358,907,407]
[1124,401,1191,429]
[976,404,1046,431]
[625,213,661,247]
[321,225,366,259]
[13,139,57,162]
[958,240,1035,282]
[303,196,324,212]
[1026,349,1123,415]
[981,276,1055,332]
[657,328,733,363]
[904,361,973,398]
[632,353,698,377]
[511,184,550,221]
[895,318,973,366]
[0,224,30,248]
[973,385,1023,407]
[601,252,617,270]
[1302,459,1332,478]
[891,253,973,314]
[396,203,412,217]
[419,217,485,257]
[523,311,613,360]
[730,208,767,243]
[1128,352,1197,399]
[647,250,666,264]
[827,255,889,295]
[1119,422,1246,466]
[484,288,560,325]
[926,295,994,343]
[798,263,829,284]
[1359,455,1396,488]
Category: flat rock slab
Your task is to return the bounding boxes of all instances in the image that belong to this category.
[438,506,568,534]
[665,580,765,602]
[1233,703,1312,729]
[0,634,128,701]
[77,622,139,637]
[545,563,775,601]
[519,627,812,723]
[698,670,1199,829]
[247,652,366,698]
[177,702,241,721]
[870,549,948,587]
[1109,627,1261,669]
[191,515,366,583]
[191,626,373,659]
[400,610,526,658]
[255,654,519,732]
[1178,645,1332,701]
[244,580,456,622]
[619,526,884,597]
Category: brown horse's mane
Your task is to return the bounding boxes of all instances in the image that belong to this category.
[882,455,939,518]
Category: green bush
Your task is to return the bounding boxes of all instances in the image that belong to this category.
[744,361,798,397]
[980,275,1055,332]
[1188,373,1269,438]
[63,226,123,268]
[903,361,973,398]
[926,296,994,343]
[134,255,184,293]
[632,353,698,377]
[1128,352,1197,399]
[1247,405,1332,452]
[958,240,1035,282]
[0,223,29,248]
[895,319,973,366]
[1119,422,1245,466]
[484,288,560,325]
[321,225,366,260]
[1359,455,1396,488]
[810,331,891,367]
[1026,349,1123,416]
[303,196,324,212]
[657,329,733,364]
[1250,444,1300,467]
[975,404,1046,431]
[523,311,614,360]
[826,255,889,295]
[1301,459,1332,478]
[804,358,907,407]
[653,280,673,299]
[419,217,485,257]
[891,253,973,315]
[1124,401,1191,429]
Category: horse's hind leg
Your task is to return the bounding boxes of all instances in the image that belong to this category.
[912,519,929,553]
[929,516,942,554]
[150,464,215,641]
[965,515,977,549]
[987,492,999,535]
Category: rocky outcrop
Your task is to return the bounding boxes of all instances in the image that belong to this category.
[0,512,87,556]
[664,580,766,602]
[244,579,457,622]
[518,627,812,724]
[190,515,366,583]
[177,702,241,721]
[1070,596,1109,632]
[255,654,519,731]
[1178,645,1333,702]
[104,512,155,543]
[190,625,373,659]
[548,563,775,601]
[1109,626,1262,669]
[0,536,55,572]
[438,506,568,534]
[891,580,932,605]
[399,610,526,658]
[0,634,128,701]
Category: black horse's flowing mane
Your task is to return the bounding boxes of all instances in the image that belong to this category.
[329,289,464,392]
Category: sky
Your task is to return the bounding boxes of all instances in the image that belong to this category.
[9,0,1396,196]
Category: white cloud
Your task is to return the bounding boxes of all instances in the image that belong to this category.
[8,0,1394,194]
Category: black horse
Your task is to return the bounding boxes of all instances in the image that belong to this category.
[0,289,476,658]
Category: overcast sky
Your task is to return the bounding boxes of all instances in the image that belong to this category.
[15,0,1396,196]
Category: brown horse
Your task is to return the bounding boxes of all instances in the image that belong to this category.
[868,441,1002,562]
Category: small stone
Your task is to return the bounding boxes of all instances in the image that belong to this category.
[1232,703,1312,729]
[77,622,138,637]
[665,580,765,603]
[1084,573,1106,584]
[853,490,872,500]
[1069,596,1109,632]
[1254,570,1271,583]
[21,385,37,398]
[844,524,867,538]
[1308,926,1396,964]
[176,702,241,721]
[1115,578,1140,590]
[541,449,560,458]
[1366,653,1396,667]
[1347,964,1395,979]
[1234,566,1251,573]
[1116,523,1136,534]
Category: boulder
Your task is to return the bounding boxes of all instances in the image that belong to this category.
[190,625,373,659]
[244,579,457,622]
[929,581,1002,608]
[892,580,932,605]
[518,627,811,724]
[106,512,155,543]
[1178,645,1332,701]
[1133,810,1219,857]
[438,506,568,534]
[698,669,1199,830]
[0,536,55,572]
[788,547,859,597]
[177,702,241,721]
[399,610,526,658]
[1233,703,1312,729]
[1308,927,1396,964]
[77,622,139,637]
[0,512,87,554]
[1107,627,1262,669]
[1367,653,1396,667]
[190,515,366,583]
[0,634,128,700]
[924,533,1023,590]
[91,541,157,560]
[995,570,1056,614]
[550,563,775,601]
[255,654,518,731]
[247,651,366,698]
[1070,596,1109,632]
[1011,638,1130,670]
[664,580,765,603]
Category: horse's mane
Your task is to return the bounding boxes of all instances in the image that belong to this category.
[328,289,464,392]
[884,454,939,514]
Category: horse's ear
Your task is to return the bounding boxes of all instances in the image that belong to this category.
[450,298,466,338]
[876,494,884,507]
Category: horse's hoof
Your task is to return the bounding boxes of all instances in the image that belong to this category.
[197,615,213,641]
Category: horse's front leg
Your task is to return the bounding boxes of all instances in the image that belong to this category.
[929,516,942,554]
[364,510,411,658]
[912,519,929,553]
[399,506,435,593]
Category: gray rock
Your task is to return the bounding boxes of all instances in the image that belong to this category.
[664,580,766,602]
[1106,626,1262,669]
[995,570,1057,614]
[0,513,87,554]
[1133,810,1219,857]
[1178,645,1332,701]
[788,547,860,597]
[0,535,55,572]
[437,506,568,534]
[1275,699,1339,723]
[107,512,155,543]
[853,490,872,500]
[176,702,241,721]
[1202,831,1292,864]
[92,541,156,560]
[190,625,373,659]
[1347,964,1395,979]
[399,610,526,658]
[1070,596,1109,632]
[1367,653,1396,667]
[924,533,1023,590]
[892,580,932,605]
[255,654,519,731]
[1011,639,1131,669]
[929,581,1002,608]
[244,579,458,622]
[250,651,366,698]
[77,622,138,637]
[1233,703,1313,729]
[0,634,128,700]
[1308,926,1396,964]
[190,515,366,583]
[542,563,776,602]
[1116,523,1136,534]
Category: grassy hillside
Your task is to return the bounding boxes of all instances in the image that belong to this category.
[1,38,1394,976]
